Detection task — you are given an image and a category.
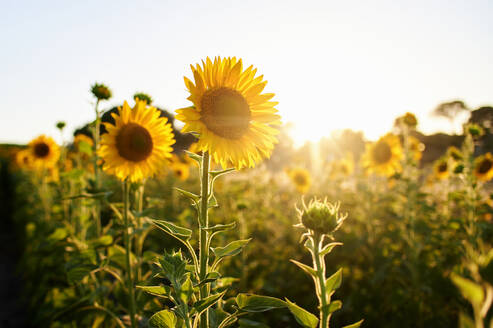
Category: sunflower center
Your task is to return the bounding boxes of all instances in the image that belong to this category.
[294,173,307,185]
[200,87,251,139]
[34,143,50,158]
[478,159,492,174]
[438,162,448,173]
[372,142,392,164]
[116,123,153,162]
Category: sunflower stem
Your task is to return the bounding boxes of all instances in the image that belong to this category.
[123,179,137,328]
[312,233,330,328]
[93,99,102,237]
[199,151,210,328]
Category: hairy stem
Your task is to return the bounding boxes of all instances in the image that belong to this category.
[312,233,329,328]
[199,151,210,328]
[123,179,137,328]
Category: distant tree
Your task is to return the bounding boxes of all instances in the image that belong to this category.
[432,100,469,122]
[468,106,493,132]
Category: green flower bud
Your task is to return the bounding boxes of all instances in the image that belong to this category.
[298,198,347,235]
[453,163,464,174]
[133,92,153,105]
[466,123,483,138]
[91,83,112,101]
[56,121,66,130]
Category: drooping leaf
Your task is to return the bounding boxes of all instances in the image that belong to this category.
[148,309,177,328]
[325,300,342,314]
[212,239,251,259]
[342,319,364,328]
[451,273,484,306]
[136,285,171,298]
[290,259,317,277]
[195,271,221,287]
[48,228,68,242]
[179,276,194,304]
[193,290,227,315]
[148,218,192,242]
[285,298,318,328]
[236,294,286,312]
[88,235,113,248]
[174,187,200,203]
[320,242,343,256]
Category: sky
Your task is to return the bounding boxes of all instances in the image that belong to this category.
[1,0,492,146]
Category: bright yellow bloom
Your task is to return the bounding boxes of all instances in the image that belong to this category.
[98,100,175,182]
[408,136,424,161]
[362,134,402,176]
[433,159,449,180]
[171,161,190,181]
[474,153,493,182]
[176,56,281,169]
[287,168,311,194]
[74,134,94,148]
[28,135,60,169]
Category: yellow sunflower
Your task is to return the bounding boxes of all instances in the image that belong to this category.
[433,159,449,180]
[98,100,175,182]
[28,135,60,169]
[74,134,94,148]
[171,161,190,181]
[408,136,425,161]
[287,168,311,194]
[15,149,33,170]
[362,133,402,176]
[176,56,281,169]
[474,153,493,182]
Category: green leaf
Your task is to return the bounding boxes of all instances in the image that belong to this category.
[458,312,475,328]
[60,169,85,180]
[290,259,317,277]
[325,268,343,292]
[174,187,200,203]
[324,300,342,314]
[203,222,236,234]
[148,309,177,328]
[195,271,221,287]
[193,290,227,315]
[208,194,219,208]
[149,218,192,241]
[78,141,93,156]
[320,242,343,256]
[285,299,318,328]
[342,319,364,328]
[212,239,251,259]
[236,294,286,312]
[184,150,202,165]
[48,228,68,242]
[451,273,484,306]
[210,168,235,179]
[179,276,194,304]
[136,285,171,298]
[67,264,97,284]
[88,235,113,248]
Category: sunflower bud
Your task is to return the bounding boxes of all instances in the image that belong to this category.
[401,112,418,128]
[298,198,347,235]
[91,83,112,101]
[453,163,464,174]
[56,121,66,131]
[133,92,153,105]
[466,124,483,138]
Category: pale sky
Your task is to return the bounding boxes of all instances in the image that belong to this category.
[1,0,492,146]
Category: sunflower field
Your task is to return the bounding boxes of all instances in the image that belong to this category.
[0,57,492,328]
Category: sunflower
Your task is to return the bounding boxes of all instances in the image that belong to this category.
[362,133,402,176]
[329,153,354,178]
[98,100,175,182]
[171,161,190,181]
[433,159,449,180]
[176,56,281,169]
[408,136,425,161]
[74,134,94,148]
[474,153,493,182]
[15,149,33,169]
[287,168,311,194]
[28,135,60,169]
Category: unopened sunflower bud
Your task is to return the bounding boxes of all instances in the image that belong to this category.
[466,124,483,138]
[453,163,464,174]
[133,92,153,105]
[56,121,66,131]
[299,198,347,235]
[91,83,112,101]
[401,112,418,127]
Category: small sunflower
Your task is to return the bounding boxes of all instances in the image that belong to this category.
[28,135,60,169]
[16,149,33,169]
[329,154,354,178]
[474,153,493,182]
[98,100,175,182]
[171,161,190,181]
[408,136,425,161]
[176,56,281,169]
[433,159,449,180]
[91,83,112,101]
[362,133,402,176]
[287,168,311,194]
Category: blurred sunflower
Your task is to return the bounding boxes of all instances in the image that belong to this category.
[74,134,94,148]
[98,100,175,182]
[474,153,493,182]
[433,159,449,180]
[171,161,190,181]
[15,149,33,169]
[329,154,354,179]
[176,56,281,169]
[287,168,311,194]
[28,135,60,169]
[408,136,425,161]
[447,146,462,161]
[362,134,402,176]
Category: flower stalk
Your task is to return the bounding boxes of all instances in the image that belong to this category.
[199,151,211,328]
[123,179,137,328]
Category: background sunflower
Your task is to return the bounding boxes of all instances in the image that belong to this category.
[474,152,493,182]
[27,135,60,169]
[362,133,402,176]
[176,56,281,169]
[98,100,175,182]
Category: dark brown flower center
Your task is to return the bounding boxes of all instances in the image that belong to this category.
[34,143,50,158]
[372,141,392,164]
[200,87,251,139]
[116,123,153,162]
[478,159,492,174]
[438,162,448,173]
[294,173,307,185]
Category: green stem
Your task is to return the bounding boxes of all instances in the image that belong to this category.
[93,99,102,236]
[123,179,137,328]
[135,183,145,283]
[312,233,329,328]
[199,152,210,328]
